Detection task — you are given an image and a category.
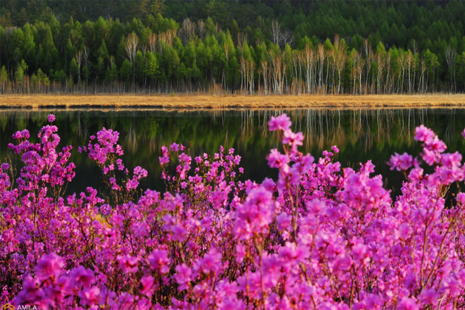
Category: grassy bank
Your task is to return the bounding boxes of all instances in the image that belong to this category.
[2,94,465,110]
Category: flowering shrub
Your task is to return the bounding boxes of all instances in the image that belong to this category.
[1,113,465,309]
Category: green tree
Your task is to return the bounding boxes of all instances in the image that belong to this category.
[53,70,66,83]
[0,66,7,84]
[423,48,439,91]
[134,50,145,84]
[15,60,28,83]
[205,0,228,26]
[31,68,50,86]
[15,66,24,83]
[120,59,132,83]
[150,0,166,16]
[105,59,119,84]
[69,58,79,81]
[145,52,158,81]
[22,23,36,67]
[15,8,29,26]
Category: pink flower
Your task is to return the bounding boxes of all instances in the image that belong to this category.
[69,266,95,288]
[148,249,170,273]
[100,204,111,215]
[13,276,44,306]
[277,296,293,310]
[267,149,289,169]
[174,264,192,291]
[351,239,369,262]
[422,148,437,165]
[170,143,180,151]
[306,199,327,215]
[283,129,304,148]
[440,152,462,168]
[278,242,309,264]
[78,286,100,306]
[234,186,275,240]
[109,177,121,191]
[418,288,440,306]
[118,292,135,308]
[414,125,435,144]
[217,297,245,310]
[139,275,155,297]
[397,297,419,310]
[47,114,56,122]
[262,177,276,191]
[44,276,73,305]
[10,114,465,308]
[457,192,465,205]
[408,167,423,182]
[35,253,65,280]
[171,224,187,242]
[428,137,447,153]
[268,114,291,131]
[117,255,139,273]
[388,152,413,171]
[299,153,314,174]
[235,244,246,263]
[237,271,261,298]
[276,212,291,230]
[126,179,139,191]
[196,248,222,274]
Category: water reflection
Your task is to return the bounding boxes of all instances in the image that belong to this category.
[0,108,464,197]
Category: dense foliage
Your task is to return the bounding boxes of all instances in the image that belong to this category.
[2,113,465,308]
[2,0,465,93]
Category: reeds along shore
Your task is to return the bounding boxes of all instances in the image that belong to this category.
[2,94,465,110]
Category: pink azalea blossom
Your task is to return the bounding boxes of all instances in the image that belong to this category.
[47,114,56,123]
[117,255,139,274]
[6,115,465,309]
[148,249,170,273]
[174,264,192,291]
[268,114,292,131]
[78,286,100,306]
[69,266,95,288]
[35,253,65,280]
[140,275,155,297]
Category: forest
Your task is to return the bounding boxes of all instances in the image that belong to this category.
[2,0,465,94]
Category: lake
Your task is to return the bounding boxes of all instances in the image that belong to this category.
[1,108,464,198]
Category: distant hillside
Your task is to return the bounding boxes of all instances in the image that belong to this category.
[2,0,465,51]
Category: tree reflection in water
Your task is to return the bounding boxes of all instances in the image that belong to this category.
[0,108,463,197]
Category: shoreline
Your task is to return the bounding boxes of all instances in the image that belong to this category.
[2,94,465,110]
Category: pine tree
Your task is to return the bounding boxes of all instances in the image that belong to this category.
[120,59,132,83]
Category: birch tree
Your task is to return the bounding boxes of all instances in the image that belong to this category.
[444,45,457,92]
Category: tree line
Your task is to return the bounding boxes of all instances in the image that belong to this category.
[2,0,465,94]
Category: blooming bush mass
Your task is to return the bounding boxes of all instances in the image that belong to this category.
[2,113,465,309]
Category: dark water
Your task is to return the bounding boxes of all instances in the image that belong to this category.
[1,108,464,199]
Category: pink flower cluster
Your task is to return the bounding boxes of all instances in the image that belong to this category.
[78,127,147,204]
[2,113,465,309]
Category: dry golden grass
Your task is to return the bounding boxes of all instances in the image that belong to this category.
[2,94,465,110]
